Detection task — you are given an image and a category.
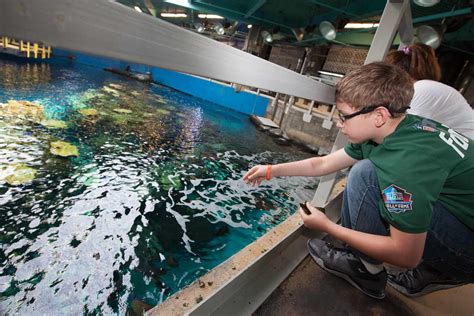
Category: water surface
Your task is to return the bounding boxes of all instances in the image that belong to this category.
[0,55,317,315]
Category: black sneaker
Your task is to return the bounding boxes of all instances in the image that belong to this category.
[308,238,387,299]
[387,264,466,297]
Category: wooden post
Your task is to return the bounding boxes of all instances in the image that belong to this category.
[33,43,38,58]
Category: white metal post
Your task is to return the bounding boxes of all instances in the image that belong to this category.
[311,0,411,207]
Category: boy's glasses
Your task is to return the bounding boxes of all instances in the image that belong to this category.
[337,104,410,123]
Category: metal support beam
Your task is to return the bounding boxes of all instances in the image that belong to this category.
[0,0,335,104]
[245,0,266,18]
[144,0,157,17]
[398,2,414,49]
[412,7,473,24]
[310,2,385,27]
[365,0,409,64]
[311,131,348,207]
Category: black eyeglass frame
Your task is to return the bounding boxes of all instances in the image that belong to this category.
[337,104,410,123]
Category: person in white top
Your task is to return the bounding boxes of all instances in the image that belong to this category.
[385,43,474,139]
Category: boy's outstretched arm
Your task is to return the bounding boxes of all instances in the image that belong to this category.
[243,148,357,185]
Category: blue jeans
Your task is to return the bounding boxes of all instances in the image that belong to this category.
[341,159,474,278]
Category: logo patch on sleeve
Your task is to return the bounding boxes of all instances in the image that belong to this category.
[382,184,413,213]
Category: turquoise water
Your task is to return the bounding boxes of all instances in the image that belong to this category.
[0,55,317,315]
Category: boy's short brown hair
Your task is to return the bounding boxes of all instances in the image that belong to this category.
[336,62,414,115]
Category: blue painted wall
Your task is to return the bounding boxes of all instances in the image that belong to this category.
[151,67,268,116]
[53,49,269,116]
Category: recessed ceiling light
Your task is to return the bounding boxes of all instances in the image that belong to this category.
[161,12,187,18]
[198,14,224,19]
[344,22,379,29]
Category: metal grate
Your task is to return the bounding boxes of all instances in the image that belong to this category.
[322,45,368,74]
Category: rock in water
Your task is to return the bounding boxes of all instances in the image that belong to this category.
[50,141,79,157]
[41,119,67,129]
[0,100,45,122]
[113,108,133,114]
[3,164,37,186]
[130,299,152,315]
[78,108,99,116]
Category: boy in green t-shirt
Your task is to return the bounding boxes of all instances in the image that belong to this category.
[243,62,473,299]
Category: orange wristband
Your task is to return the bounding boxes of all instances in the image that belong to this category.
[266,165,272,181]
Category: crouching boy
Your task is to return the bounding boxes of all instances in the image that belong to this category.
[243,62,473,299]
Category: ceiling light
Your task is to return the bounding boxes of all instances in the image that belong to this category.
[160,12,188,18]
[319,21,336,41]
[134,6,143,13]
[198,14,224,19]
[247,24,253,29]
[416,25,441,49]
[214,23,225,35]
[194,23,205,33]
[261,30,273,43]
[292,28,305,41]
[344,22,379,29]
[413,0,440,7]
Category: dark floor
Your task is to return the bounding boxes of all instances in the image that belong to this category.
[254,233,474,316]
[254,255,415,316]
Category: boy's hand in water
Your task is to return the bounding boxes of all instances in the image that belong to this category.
[298,203,330,232]
[243,165,269,186]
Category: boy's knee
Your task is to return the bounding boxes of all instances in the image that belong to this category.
[348,159,377,186]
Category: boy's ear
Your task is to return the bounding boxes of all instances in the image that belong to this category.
[374,107,390,127]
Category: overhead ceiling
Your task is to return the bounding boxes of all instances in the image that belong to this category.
[116,0,474,53]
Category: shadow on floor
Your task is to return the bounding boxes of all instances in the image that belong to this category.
[255,239,474,316]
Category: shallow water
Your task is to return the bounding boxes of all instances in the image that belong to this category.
[0,55,317,315]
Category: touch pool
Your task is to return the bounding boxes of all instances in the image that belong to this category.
[0,55,317,314]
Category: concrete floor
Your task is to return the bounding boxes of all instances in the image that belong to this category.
[255,250,474,316]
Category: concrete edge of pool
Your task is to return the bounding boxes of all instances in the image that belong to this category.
[147,180,346,315]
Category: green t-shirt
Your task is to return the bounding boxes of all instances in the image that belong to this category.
[344,114,474,233]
